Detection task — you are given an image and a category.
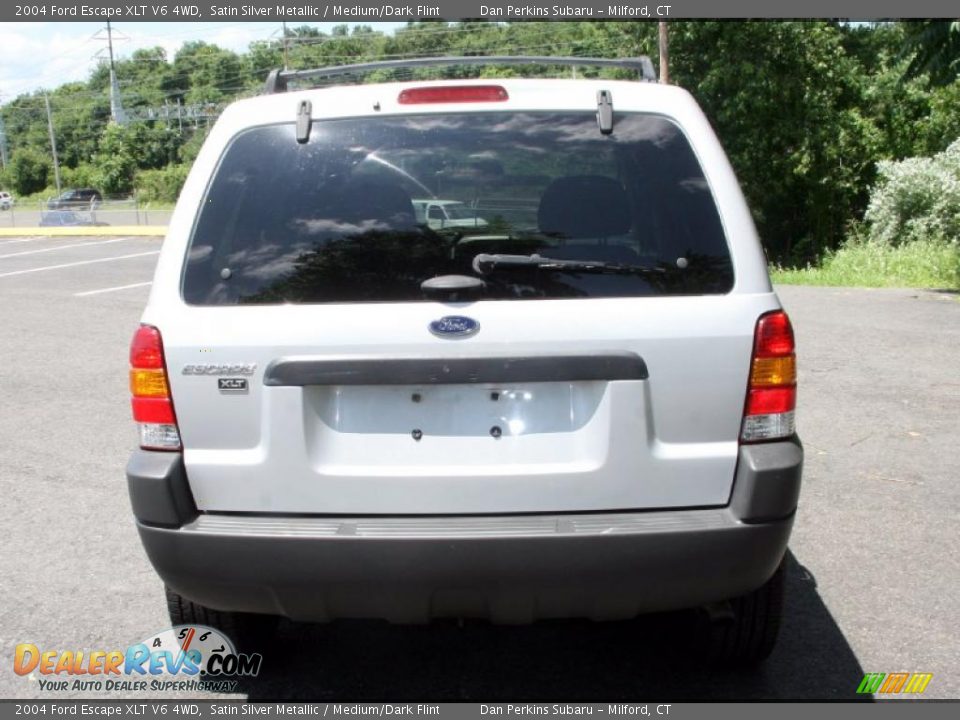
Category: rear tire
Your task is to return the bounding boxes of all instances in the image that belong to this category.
[705,559,785,666]
[165,586,278,652]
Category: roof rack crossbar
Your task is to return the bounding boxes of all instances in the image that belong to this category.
[263,56,657,94]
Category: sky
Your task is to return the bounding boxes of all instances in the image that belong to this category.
[0,22,407,104]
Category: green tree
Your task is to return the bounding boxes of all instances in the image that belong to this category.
[92,124,137,195]
[1,18,955,259]
[165,42,244,105]
[47,83,110,169]
[124,123,181,169]
[135,164,190,202]
[865,138,960,246]
[902,20,960,86]
[668,21,881,262]
[246,40,283,78]
[844,23,960,159]
[7,148,50,195]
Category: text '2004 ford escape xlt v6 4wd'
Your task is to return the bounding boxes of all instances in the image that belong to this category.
[126,57,802,665]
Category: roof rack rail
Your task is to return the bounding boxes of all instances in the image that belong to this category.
[263,55,657,94]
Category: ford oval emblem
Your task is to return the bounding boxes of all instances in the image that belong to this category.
[429,315,480,339]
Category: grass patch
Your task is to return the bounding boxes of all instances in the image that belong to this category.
[771,238,960,290]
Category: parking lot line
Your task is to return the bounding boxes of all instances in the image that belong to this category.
[0,251,160,279]
[74,281,153,297]
[0,238,35,247]
[0,238,123,260]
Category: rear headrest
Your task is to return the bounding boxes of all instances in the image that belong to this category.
[538,175,632,239]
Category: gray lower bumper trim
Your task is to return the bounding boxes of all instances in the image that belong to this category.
[127,440,802,623]
[731,437,803,522]
[126,451,196,528]
[137,509,792,623]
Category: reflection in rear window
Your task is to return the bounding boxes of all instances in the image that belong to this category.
[182,113,733,305]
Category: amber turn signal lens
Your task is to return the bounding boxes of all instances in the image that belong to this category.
[750,355,797,387]
[130,368,169,397]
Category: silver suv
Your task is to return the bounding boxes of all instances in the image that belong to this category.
[126,57,802,665]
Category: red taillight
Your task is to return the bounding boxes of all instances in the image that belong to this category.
[746,386,797,416]
[130,325,165,368]
[131,396,176,424]
[129,325,181,451]
[753,312,795,357]
[398,85,509,105]
[741,311,797,443]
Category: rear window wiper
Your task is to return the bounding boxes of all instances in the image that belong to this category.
[472,253,669,278]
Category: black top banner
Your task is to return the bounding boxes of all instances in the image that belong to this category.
[2,0,958,22]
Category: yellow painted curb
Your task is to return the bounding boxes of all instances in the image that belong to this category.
[0,226,167,237]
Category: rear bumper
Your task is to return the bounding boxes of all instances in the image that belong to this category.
[127,438,802,623]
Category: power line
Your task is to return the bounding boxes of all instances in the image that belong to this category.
[93,21,128,125]
[5,34,642,112]
[0,28,651,163]
[4,23,576,103]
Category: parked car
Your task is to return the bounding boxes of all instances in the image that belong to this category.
[38,210,106,227]
[412,199,489,230]
[0,191,13,210]
[126,57,802,665]
[46,188,102,210]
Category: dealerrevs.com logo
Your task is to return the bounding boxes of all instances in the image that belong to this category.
[14,626,262,693]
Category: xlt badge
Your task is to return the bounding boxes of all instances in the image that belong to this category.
[218,378,248,391]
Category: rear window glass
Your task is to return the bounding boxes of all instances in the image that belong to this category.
[182,112,733,305]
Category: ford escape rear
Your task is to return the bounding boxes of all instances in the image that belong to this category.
[126,57,802,665]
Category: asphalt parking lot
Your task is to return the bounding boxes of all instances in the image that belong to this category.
[1,235,957,700]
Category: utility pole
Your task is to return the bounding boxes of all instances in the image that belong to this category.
[658,21,670,84]
[44,95,62,196]
[106,21,126,124]
[0,113,8,169]
[282,21,289,71]
[0,93,7,169]
[95,21,127,125]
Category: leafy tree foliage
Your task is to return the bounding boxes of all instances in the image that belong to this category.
[92,124,138,195]
[135,164,191,203]
[0,20,956,259]
[865,138,960,246]
[7,148,50,195]
[666,21,881,261]
[902,21,960,87]
[844,23,960,159]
